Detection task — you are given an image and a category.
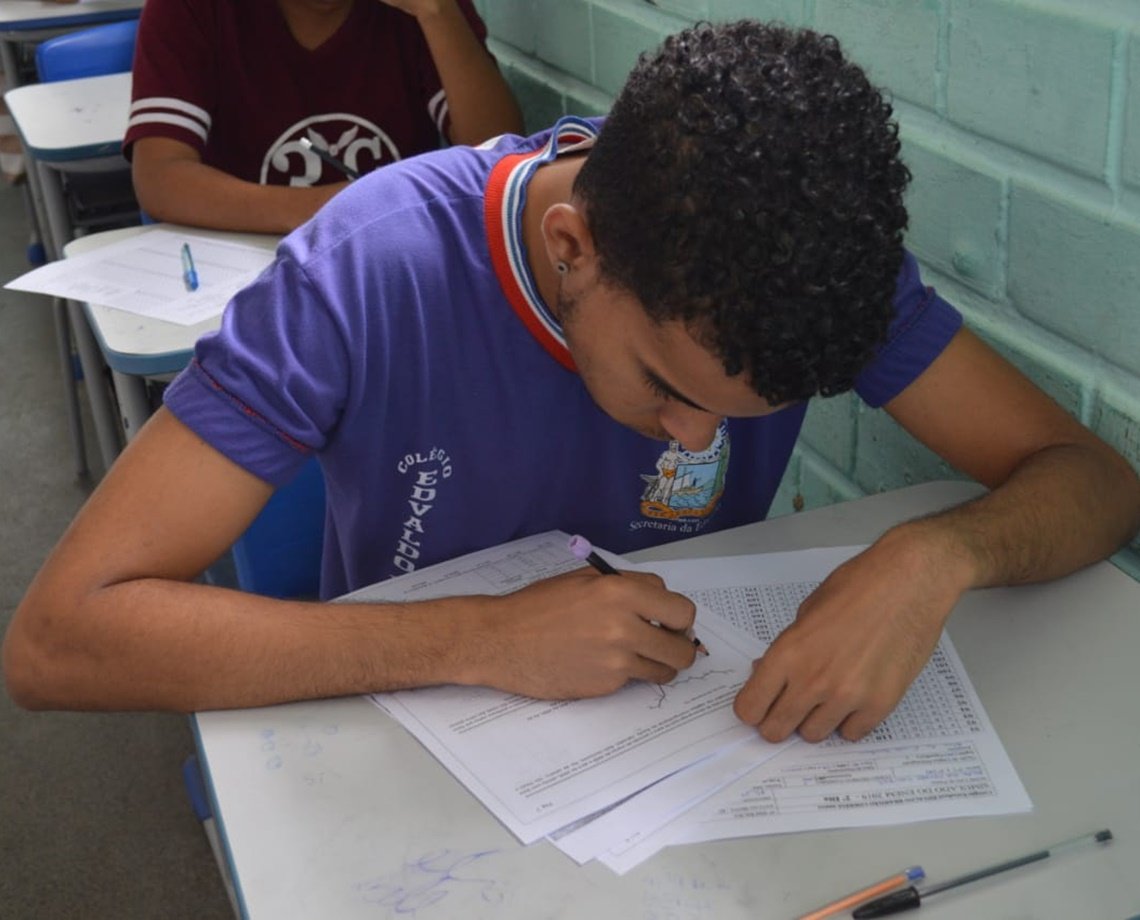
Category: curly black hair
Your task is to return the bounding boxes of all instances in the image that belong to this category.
[572,20,911,404]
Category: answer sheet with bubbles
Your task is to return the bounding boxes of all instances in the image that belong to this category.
[597,546,1031,874]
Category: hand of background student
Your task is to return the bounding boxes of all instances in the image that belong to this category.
[375,0,525,144]
[732,523,971,743]
[472,568,700,700]
[376,0,449,17]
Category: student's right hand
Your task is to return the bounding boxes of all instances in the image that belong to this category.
[467,568,699,699]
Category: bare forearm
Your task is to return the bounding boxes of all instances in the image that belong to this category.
[5,578,488,713]
[6,564,703,714]
[415,2,524,144]
[894,442,1140,589]
[133,159,345,234]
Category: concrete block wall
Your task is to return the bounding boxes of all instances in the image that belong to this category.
[473,0,1140,576]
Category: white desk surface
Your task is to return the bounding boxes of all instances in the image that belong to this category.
[193,480,1140,920]
[0,0,142,33]
[64,224,279,375]
[4,71,129,161]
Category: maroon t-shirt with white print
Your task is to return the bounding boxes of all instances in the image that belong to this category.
[124,0,490,185]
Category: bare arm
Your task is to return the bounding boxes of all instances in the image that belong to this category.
[3,410,697,713]
[132,137,348,234]
[382,0,524,144]
[735,328,1140,741]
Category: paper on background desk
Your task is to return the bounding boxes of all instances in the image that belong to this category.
[4,227,275,326]
[590,548,1033,874]
[351,531,764,844]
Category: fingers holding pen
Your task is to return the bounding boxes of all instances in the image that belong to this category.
[568,535,707,655]
[582,568,700,673]
[485,566,699,699]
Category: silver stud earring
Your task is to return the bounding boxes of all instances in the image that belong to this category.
[556,261,569,275]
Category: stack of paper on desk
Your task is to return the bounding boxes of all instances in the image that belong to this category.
[349,532,1031,874]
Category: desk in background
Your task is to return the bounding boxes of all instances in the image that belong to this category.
[5,69,134,474]
[0,0,143,267]
[193,481,1140,919]
[6,71,131,258]
[64,224,279,444]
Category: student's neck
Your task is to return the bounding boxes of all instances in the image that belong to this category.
[276,0,354,50]
[523,155,586,317]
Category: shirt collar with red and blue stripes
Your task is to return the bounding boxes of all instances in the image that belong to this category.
[484,117,599,372]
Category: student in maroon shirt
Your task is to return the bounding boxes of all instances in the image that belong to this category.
[125,0,522,233]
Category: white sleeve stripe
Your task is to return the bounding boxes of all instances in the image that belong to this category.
[130,96,212,129]
[127,112,209,145]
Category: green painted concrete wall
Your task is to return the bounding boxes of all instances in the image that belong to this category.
[472,0,1140,576]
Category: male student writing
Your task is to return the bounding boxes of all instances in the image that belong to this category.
[6,21,1139,745]
[124,0,523,233]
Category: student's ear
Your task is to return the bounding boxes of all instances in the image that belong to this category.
[540,203,596,276]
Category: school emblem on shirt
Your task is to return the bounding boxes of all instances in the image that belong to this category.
[639,423,730,520]
[261,114,400,186]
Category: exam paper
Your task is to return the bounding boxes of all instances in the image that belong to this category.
[549,733,790,864]
[4,227,275,325]
[594,548,1032,874]
[354,532,762,844]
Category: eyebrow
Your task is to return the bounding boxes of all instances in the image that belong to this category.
[642,366,711,413]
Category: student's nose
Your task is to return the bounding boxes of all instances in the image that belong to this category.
[659,403,721,452]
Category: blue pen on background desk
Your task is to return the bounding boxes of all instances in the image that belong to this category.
[180,242,199,291]
[567,534,708,655]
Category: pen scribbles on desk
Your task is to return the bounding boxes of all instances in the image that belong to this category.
[641,871,733,920]
[355,849,504,914]
[256,723,342,789]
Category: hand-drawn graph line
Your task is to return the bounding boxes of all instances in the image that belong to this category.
[647,669,736,709]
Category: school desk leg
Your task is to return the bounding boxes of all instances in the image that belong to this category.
[66,299,122,473]
[110,369,151,443]
[51,297,89,479]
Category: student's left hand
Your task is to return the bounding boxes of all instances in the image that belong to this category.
[737,326,1140,744]
[733,522,969,743]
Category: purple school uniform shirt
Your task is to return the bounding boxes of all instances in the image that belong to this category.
[165,118,962,599]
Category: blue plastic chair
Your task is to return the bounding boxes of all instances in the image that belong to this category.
[230,457,327,599]
[34,19,139,81]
